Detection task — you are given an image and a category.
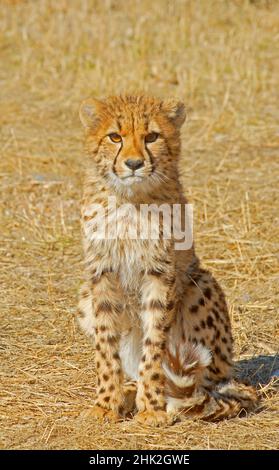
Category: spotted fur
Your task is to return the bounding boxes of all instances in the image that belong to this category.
[77,94,258,426]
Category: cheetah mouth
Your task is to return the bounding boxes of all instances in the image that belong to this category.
[119,175,145,185]
[109,169,155,188]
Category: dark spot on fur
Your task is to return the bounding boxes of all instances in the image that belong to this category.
[221,336,227,344]
[190,305,199,314]
[91,275,100,285]
[199,297,205,306]
[209,366,216,374]
[101,268,114,275]
[109,384,115,392]
[212,308,220,320]
[204,287,212,300]
[153,354,160,361]
[145,338,152,346]
[95,301,113,314]
[81,289,89,298]
[200,320,206,329]
[215,346,221,355]
[107,335,117,345]
[220,353,230,363]
[167,300,175,311]
[151,373,160,381]
[76,308,85,318]
[103,374,109,381]
[209,365,221,375]
[194,326,200,332]
[103,396,110,403]
[154,405,165,411]
[206,315,214,328]
[149,300,165,310]
[147,269,163,277]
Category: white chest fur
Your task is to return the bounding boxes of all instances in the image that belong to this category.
[83,202,170,289]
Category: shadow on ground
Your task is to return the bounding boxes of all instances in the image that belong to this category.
[236,354,279,386]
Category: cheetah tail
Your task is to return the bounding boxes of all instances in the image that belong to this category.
[163,342,211,413]
[199,380,259,421]
[163,343,259,420]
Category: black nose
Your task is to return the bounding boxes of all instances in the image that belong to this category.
[125,159,144,170]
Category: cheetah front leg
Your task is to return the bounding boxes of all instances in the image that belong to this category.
[135,269,176,427]
[85,270,124,422]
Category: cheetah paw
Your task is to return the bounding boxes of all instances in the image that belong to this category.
[135,410,172,427]
[81,405,120,423]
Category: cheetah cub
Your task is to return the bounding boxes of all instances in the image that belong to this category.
[77,94,257,426]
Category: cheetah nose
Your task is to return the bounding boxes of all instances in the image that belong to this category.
[124,159,144,170]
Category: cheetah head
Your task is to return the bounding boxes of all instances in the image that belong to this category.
[79,94,186,195]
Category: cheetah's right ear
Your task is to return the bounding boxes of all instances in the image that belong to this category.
[79,98,104,128]
[162,99,187,129]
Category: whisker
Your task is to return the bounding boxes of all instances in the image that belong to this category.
[154,170,172,183]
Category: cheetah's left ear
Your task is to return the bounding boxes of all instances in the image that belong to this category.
[79,97,104,129]
[162,99,186,129]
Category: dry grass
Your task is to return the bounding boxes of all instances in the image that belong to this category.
[0,0,279,450]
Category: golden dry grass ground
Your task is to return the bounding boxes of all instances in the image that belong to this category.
[0,0,279,450]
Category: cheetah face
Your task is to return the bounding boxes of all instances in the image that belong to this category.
[79,95,186,193]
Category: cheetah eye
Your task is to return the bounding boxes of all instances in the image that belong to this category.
[108,133,122,143]
[145,132,159,143]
